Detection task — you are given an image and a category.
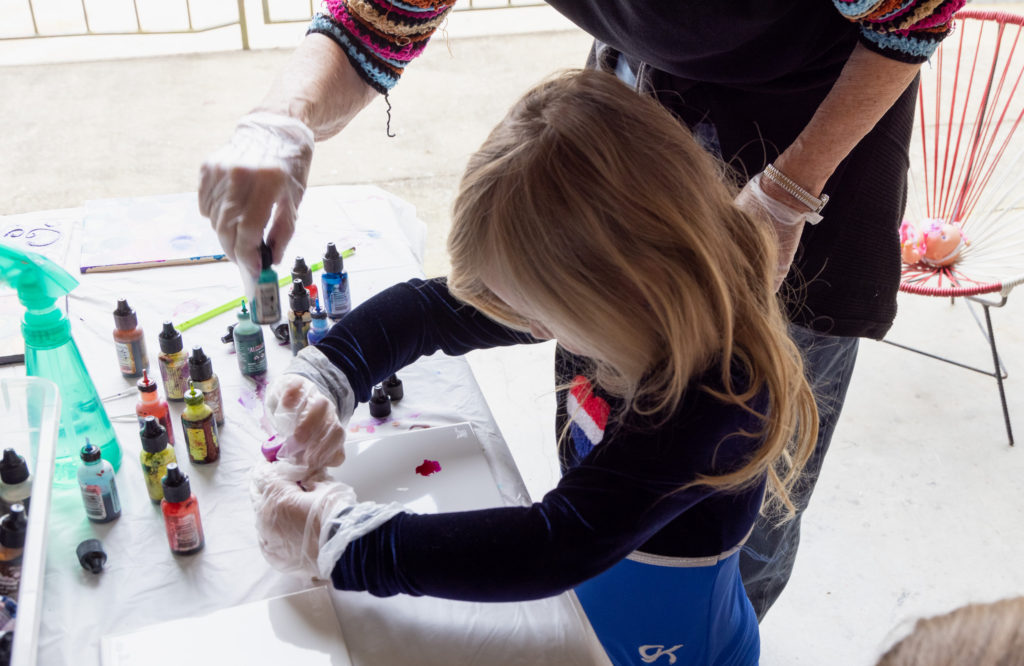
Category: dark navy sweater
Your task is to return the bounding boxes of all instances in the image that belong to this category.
[317,278,767,601]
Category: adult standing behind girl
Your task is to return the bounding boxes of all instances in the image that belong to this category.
[250,70,818,665]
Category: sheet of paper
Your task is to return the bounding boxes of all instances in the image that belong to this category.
[100,586,352,666]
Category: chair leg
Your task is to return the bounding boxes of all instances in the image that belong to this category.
[982,304,1015,446]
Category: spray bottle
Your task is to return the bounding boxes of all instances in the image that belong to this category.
[0,244,122,482]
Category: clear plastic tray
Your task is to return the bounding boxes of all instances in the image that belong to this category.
[0,377,60,666]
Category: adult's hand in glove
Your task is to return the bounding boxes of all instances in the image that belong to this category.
[250,462,356,579]
[264,374,347,471]
[734,171,823,292]
[199,112,315,278]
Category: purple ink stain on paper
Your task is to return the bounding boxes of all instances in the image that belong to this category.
[415,459,441,477]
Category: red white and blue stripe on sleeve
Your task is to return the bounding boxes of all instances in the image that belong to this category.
[833,0,967,63]
[308,0,456,93]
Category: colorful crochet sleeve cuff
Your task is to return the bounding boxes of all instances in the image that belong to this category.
[832,0,968,63]
[307,0,456,94]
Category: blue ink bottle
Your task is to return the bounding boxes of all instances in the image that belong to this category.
[77,439,121,523]
[252,240,281,325]
[321,242,350,321]
[307,298,329,346]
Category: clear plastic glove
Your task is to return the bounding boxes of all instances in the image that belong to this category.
[264,374,347,470]
[734,172,823,291]
[250,461,356,579]
[198,112,315,278]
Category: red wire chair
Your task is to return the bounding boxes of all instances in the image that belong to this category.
[891,9,1024,445]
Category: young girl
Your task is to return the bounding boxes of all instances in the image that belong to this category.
[251,69,818,665]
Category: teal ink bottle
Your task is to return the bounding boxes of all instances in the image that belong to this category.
[161,464,205,555]
[252,241,282,325]
[307,298,329,346]
[0,450,31,516]
[232,300,267,377]
[321,242,350,321]
[112,299,149,378]
[291,256,318,306]
[288,280,311,356]
[77,440,121,524]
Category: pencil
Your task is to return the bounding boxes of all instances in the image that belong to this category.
[176,246,355,331]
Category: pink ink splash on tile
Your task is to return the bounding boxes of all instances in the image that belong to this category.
[415,459,442,477]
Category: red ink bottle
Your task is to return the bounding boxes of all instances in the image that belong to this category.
[136,369,175,445]
[112,298,149,378]
[160,463,205,555]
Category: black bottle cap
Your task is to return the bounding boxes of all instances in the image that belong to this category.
[0,505,26,549]
[221,323,237,344]
[158,321,183,353]
[77,538,107,574]
[80,439,102,463]
[0,449,28,485]
[113,298,137,330]
[323,242,344,274]
[162,463,191,503]
[289,280,309,312]
[260,240,273,271]
[139,416,168,453]
[188,346,213,382]
[369,385,391,418]
[136,369,157,394]
[291,257,313,287]
[383,374,404,402]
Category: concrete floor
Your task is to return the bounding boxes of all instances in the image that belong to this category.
[4,10,1024,665]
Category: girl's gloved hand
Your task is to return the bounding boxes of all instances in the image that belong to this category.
[734,171,823,292]
[264,374,347,471]
[250,461,356,579]
[198,112,315,278]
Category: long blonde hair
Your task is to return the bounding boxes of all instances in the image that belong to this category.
[877,597,1024,666]
[448,69,817,517]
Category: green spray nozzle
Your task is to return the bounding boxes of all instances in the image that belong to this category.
[0,243,78,309]
[0,243,78,349]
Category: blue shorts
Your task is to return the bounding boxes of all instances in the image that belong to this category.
[574,549,758,665]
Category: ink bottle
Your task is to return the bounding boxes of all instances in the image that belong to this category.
[369,385,392,418]
[0,505,26,600]
[252,240,282,325]
[232,300,268,378]
[383,374,404,402]
[157,321,189,401]
[291,256,318,306]
[112,298,149,378]
[139,416,177,503]
[135,369,175,445]
[288,280,312,356]
[0,450,31,515]
[187,346,224,427]
[307,298,329,346]
[161,463,205,555]
[77,440,121,524]
[321,242,351,321]
[181,381,220,464]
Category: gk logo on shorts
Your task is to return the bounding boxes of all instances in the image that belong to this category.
[638,644,684,664]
